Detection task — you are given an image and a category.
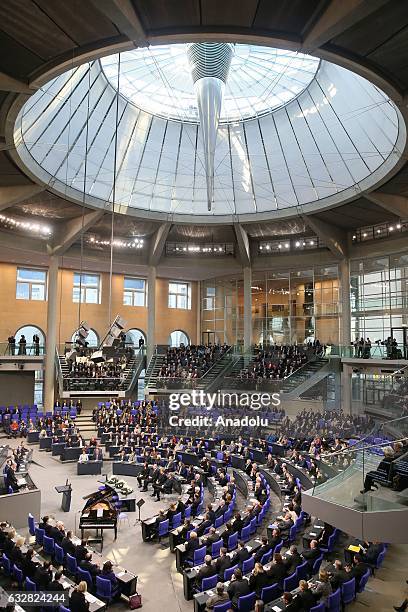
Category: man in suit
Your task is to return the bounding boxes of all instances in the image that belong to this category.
[197,513,212,537]
[39,516,52,537]
[142,463,159,491]
[49,521,65,545]
[227,568,251,608]
[176,497,186,516]
[152,468,169,501]
[206,504,216,525]
[195,555,217,588]
[268,527,282,549]
[295,580,316,610]
[61,531,76,557]
[94,446,103,462]
[232,541,250,568]
[34,561,53,590]
[49,570,65,591]
[266,553,287,583]
[329,560,349,589]
[75,540,89,564]
[184,531,201,564]
[301,539,321,569]
[253,536,272,563]
[203,527,220,553]
[282,591,300,611]
[347,555,369,589]
[283,545,303,576]
[80,552,101,580]
[214,547,232,579]
[205,582,229,611]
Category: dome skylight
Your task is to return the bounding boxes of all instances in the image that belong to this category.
[101,44,320,123]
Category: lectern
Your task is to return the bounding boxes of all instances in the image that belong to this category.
[55,484,72,512]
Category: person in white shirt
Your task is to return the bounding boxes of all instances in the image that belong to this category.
[78,449,89,463]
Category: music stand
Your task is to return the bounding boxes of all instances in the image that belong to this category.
[134,498,145,525]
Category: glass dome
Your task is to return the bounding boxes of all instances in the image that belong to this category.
[101,44,320,123]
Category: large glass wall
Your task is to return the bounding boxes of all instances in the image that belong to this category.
[350,252,408,344]
[201,264,339,346]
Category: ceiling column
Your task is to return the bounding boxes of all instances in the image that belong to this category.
[147,265,156,364]
[44,256,59,410]
[243,266,252,353]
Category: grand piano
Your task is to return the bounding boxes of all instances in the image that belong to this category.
[79,488,118,548]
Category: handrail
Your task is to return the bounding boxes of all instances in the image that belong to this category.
[55,348,63,397]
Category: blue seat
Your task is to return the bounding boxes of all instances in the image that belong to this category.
[26,577,37,591]
[370,549,385,574]
[54,543,65,566]
[310,604,325,612]
[260,550,273,565]
[171,512,182,529]
[224,564,238,581]
[296,561,309,581]
[357,569,371,593]
[312,554,323,575]
[2,554,11,576]
[190,545,207,567]
[59,606,70,612]
[213,602,231,612]
[249,517,257,535]
[237,591,256,611]
[157,518,169,542]
[96,575,114,602]
[261,583,280,604]
[227,532,238,551]
[13,563,24,587]
[214,515,224,529]
[201,574,218,592]
[274,541,283,554]
[66,553,77,576]
[43,535,54,556]
[211,539,223,559]
[283,571,298,592]
[242,556,255,574]
[342,577,356,605]
[77,567,93,591]
[327,587,341,612]
[28,513,36,536]
[184,506,192,520]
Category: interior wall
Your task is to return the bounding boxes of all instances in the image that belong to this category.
[0,262,198,347]
[0,371,35,405]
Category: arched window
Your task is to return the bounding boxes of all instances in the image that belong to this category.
[14,325,45,354]
[125,328,146,347]
[169,330,190,347]
[71,328,99,348]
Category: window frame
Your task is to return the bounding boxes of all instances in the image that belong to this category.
[168,281,191,310]
[16,267,47,301]
[72,272,101,304]
[123,276,147,307]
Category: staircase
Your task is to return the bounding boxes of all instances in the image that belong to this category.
[74,408,98,439]
[145,353,165,392]
[280,358,329,396]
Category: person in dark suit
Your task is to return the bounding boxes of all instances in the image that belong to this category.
[75,540,88,564]
[152,468,169,501]
[227,568,251,608]
[176,497,186,516]
[101,561,119,596]
[282,591,300,611]
[184,532,201,563]
[232,541,250,568]
[253,536,272,563]
[232,512,244,535]
[9,537,24,567]
[80,553,100,580]
[214,547,232,579]
[49,522,65,544]
[206,504,216,525]
[196,555,217,588]
[203,527,220,552]
[361,446,394,493]
[69,581,89,612]
[221,522,236,547]
[21,548,39,579]
[283,545,303,576]
[34,561,53,590]
[301,539,321,569]
[49,570,65,591]
[268,528,282,549]
[266,553,287,583]
[197,513,212,537]
[61,531,76,557]
[295,580,316,611]
[328,560,349,589]
[3,531,16,556]
[347,555,369,589]
[318,523,334,547]
[39,516,52,536]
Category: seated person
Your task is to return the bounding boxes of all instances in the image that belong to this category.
[80,552,100,581]
[34,560,53,590]
[283,545,303,575]
[75,539,89,564]
[214,547,231,579]
[249,563,270,597]
[253,535,272,563]
[49,521,65,544]
[9,536,25,568]
[205,582,229,611]
[203,527,220,552]
[231,541,250,568]
[184,531,201,564]
[21,548,39,579]
[69,581,89,612]
[346,554,369,589]
[266,552,287,583]
[49,570,65,591]
[268,527,282,549]
[101,560,119,596]
[301,539,321,569]
[61,530,76,557]
[309,569,332,604]
[281,591,298,611]
[227,568,250,608]
[328,560,349,589]
[295,580,316,611]
[39,515,52,536]
[196,555,217,588]
[361,446,394,493]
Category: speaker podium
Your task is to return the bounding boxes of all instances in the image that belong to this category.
[55,484,72,512]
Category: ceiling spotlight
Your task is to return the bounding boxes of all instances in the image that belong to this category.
[352,235,356,240]
[266,244,270,250]
[396,223,401,229]
[278,244,282,249]
[363,233,367,237]
[376,229,381,234]
[310,240,314,245]
[260,245,263,250]
[295,241,300,247]
[285,243,290,248]
[302,241,306,246]
[389,226,394,231]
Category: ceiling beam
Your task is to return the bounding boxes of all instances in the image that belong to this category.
[303,0,389,51]
[303,214,348,259]
[48,210,104,256]
[234,223,251,267]
[149,222,172,266]
[0,72,33,93]
[364,192,408,218]
[91,0,147,47]
[0,184,45,211]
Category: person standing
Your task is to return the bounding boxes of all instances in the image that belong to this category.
[18,335,27,355]
[7,334,15,355]
[33,334,40,356]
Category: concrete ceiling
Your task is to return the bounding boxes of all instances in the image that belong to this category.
[0,0,407,276]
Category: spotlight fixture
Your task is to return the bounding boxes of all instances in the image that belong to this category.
[0,213,52,236]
